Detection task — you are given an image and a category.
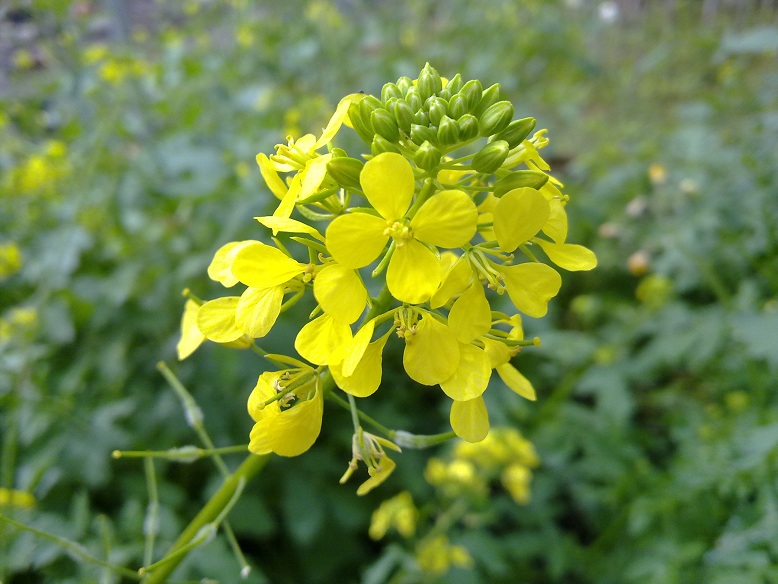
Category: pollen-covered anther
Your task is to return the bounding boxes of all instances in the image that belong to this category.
[383,220,412,246]
[301,264,315,283]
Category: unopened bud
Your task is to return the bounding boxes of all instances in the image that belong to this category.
[372,134,401,156]
[426,96,448,126]
[447,94,468,119]
[410,124,437,146]
[348,101,374,143]
[473,83,501,118]
[471,140,510,174]
[460,79,483,111]
[327,157,364,189]
[493,117,536,149]
[392,100,415,133]
[414,140,442,172]
[371,108,399,142]
[417,62,443,100]
[405,86,423,112]
[493,170,548,197]
[413,109,429,126]
[446,73,463,94]
[479,100,514,136]
[396,76,413,95]
[457,114,479,141]
[381,82,403,104]
[436,115,460,146]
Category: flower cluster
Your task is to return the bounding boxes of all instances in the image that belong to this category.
[178,64,595,493]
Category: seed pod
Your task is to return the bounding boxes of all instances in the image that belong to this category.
[381,82,403,104]
[414,140,442,171]
[327,157,364,189]
[493,170,549,197]
[471,140,510,174]
[460,79,483,111]
[371,108,400,142]
[473,83,501,118]
[437,115,460,146]
[427,96,448,126]
[478,101,514,136]
[493,117,536,149]
[392,100,415,134]
[417,62,443,101]
[457,114,479,141]
[410,124,438,146]
[372,135,402,156]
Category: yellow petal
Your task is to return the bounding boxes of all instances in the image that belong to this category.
[247,371,278,421]
[361,152,414,220]
[480,337,512,368]
[294,313,353,365]
[430,255,472,309]
[342,318,376,376]
[450,397,490,443]
[496,363,536,401]
[326,213,388,269]
[386,239,442,304]
[542,198,568,244]
[232,242,304,289]
[196,296,244,343]
[448,282,491,343]
[298,154,331,202]
[534,239,598,271]
[314,264,367,324]
[338,93,365,129]
[501,262,562,318]
[177,299,205,360]
[256,153,288,200]
[273,172,301,218]
[255,216,325,241]
[411,189,477,248]
[440,343,491,401]
[494,187,550,252]
[403,313,459,385]
[331,332,389,398]
[210,240,261,288]
[314,98,352,148]
[235,286,284,338]
[357,456,396,496]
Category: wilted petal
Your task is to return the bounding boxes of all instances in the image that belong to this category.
[412,189,477,248]
[440,343,491,401]
[361,153,414,220]
[326,213,388,269]
[450,396,489,443]
[232,242,305,289]
[534,239,597,271]
[494,187,550,252]
[196,297,244,343]
[500,262,562,318]
[357,456,396,496]
[235,286,284,338]
[386,239,441,304]
[403,313,459,385]
[314,264,367,324]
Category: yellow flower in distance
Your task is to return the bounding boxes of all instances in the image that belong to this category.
[326,153,478,304]
[247,368,323,457]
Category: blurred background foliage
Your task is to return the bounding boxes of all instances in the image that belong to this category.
[1,0,777,582]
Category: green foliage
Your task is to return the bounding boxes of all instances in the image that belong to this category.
[1,1,777,582]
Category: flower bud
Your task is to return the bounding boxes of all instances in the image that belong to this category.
[372,134,402,156]
[327,156,364,189]
[413,110,429,126]
[348,101,375,143]
[426,96,448,126]
[493,170,548,197]
[405,86,423,112]
[446,73,463,95]
[471,140,509,174]
[371,108,400,142]
[392,100,415,134]
[396,76,413,95]
[473,83,501,118]
[457,114,479,141]
[414,140,442,171]
[478,100,514,136]
[460,79,483,111]
[447,94,468,120]
[410,123,437,146]
[493,117,536,149]
[417,62,443,100]
[381,82,403,104]
[359,94,383,119]
[436,115,460,146]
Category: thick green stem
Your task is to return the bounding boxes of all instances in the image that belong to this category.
[142,453,269,583]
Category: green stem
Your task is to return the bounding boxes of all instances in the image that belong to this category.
[326,391,392,436]
[113,445,247,460]
[142,453,269,584]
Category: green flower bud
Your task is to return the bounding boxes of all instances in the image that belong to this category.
[447,94,468,119]
[392,100,415,134]
[405,86,423,112]
[327,156,364,189]
[414,140,442,171]
[348,101,375,143]
[473,83,501,118]
[371,108,400,142]
[493,117,536,149]
[410,124,438,146]
[457,114,479,141]
[478,100,514,136]
[471,140,510,174]
[413,110,429,126]
[446,73,463,95]
[358,95,384,137]
[396,76,414,95]
[426,96,448,126]
[436,115,460,146]
[381,82,403,104]
[372,134,402,156]
[331,147,348,158]
[460,79,483,111]
[417,62,443,101]
[493,170,549,197]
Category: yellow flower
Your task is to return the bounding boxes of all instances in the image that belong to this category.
[247,367,323,457]
[0,488,35,509]
[340,429,401,495]
[416,535,473,576]
[369,491,418,540]
[0,242,23,280]
[326,153,478,304]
